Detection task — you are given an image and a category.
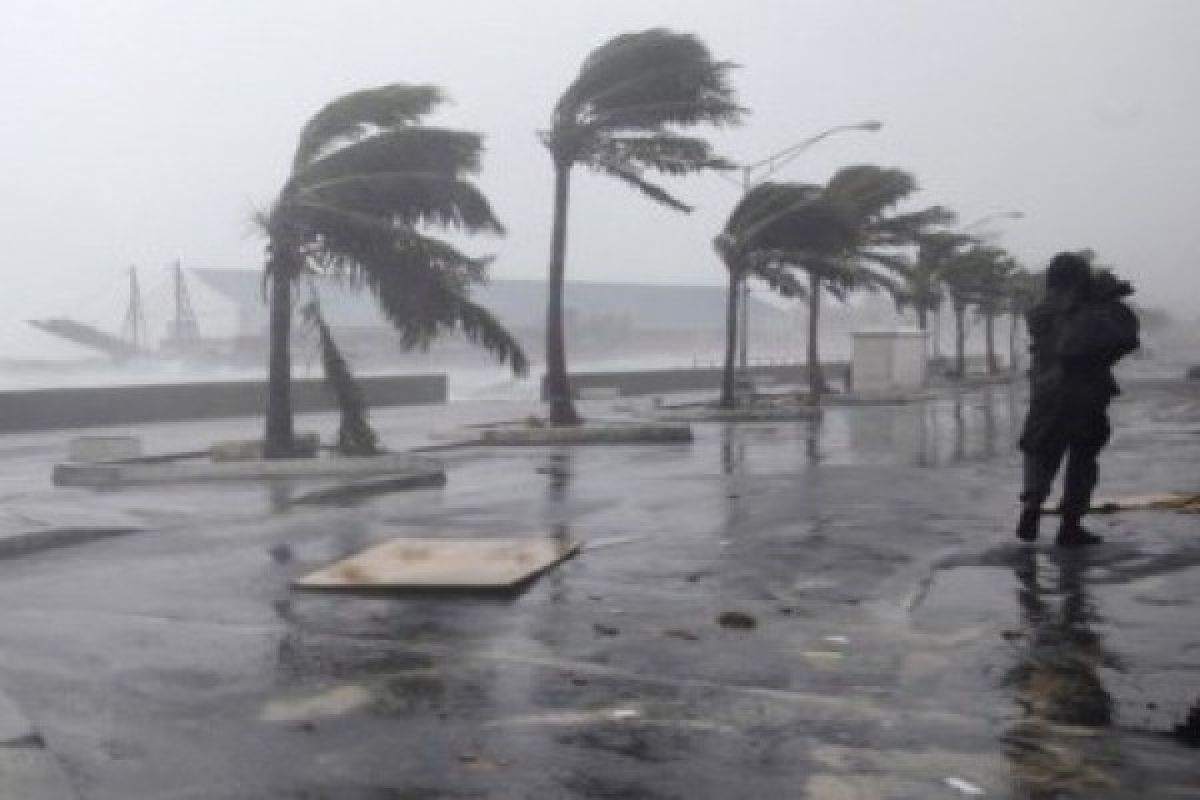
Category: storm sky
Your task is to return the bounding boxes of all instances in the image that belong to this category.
[2,0,1197,328]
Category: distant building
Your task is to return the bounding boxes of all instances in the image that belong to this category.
[191,268,798,365]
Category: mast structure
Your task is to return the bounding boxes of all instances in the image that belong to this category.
[167,259,200,345]
[120,266,149,350]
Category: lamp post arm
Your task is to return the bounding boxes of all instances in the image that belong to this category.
[742,120,882,186]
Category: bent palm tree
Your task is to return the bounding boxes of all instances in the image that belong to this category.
[260,84,527,457]
[901,229,971,332]
[969,250,1017,374]
[713,183,817,407]
[542,29,743,425]
[1005,267,1040,372]
[738,167,949,398]
[941,244,1011,378]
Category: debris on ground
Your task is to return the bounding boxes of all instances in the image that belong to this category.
[584,535,645,551]
[717,610,758,630]
[1044,492,1200,514]
[458,752,511,770]
[663,628,700,641]
[943,776,985,795]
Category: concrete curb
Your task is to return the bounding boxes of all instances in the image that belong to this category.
[0,527,142,560]
[52,453,445,488]
[652,406,822,423]
[476,423,693,446]
[0,691,78,799]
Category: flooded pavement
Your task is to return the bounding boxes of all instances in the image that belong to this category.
[0,381,1195,798]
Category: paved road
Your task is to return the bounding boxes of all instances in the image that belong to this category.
[0,382,1195,798]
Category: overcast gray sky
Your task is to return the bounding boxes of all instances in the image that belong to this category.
[2,0,1197,327]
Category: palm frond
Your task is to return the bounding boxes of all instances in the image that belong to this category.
[726,182,851,253]
[823,165,917,222]
[857,249,912,275]
[590,159,692,211]
[356,247,529,376]
[294,127,484,190]
[556,29,743,132]
[297,171,504,234]
[867,205,956,247]
[751,256,809,298]
[594,134,733,176]
[451,298,530,377]
[293,201,492,290]
[293,84,444,170]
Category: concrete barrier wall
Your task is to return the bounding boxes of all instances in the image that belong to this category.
[0,374,447,432]
[544,363,850,399]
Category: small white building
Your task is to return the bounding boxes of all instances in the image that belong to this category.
[851,329,929,393]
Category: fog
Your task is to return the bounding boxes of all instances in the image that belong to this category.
[2,0,1197,349]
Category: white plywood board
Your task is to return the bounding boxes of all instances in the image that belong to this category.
[295,536,580,590]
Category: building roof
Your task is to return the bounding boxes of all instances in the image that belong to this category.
[191,269,791,333]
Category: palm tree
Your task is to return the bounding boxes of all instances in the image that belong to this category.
[901,230,971,333]
[941,244,1013,377]
[713,184,815,408]
[1005,267,1040,373]
[541,29,744,425]
[738,167,950,398]
[969,251,1017,374]
[259,84,527,457]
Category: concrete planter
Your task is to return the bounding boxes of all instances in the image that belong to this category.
[53,452,445,488]
[476,423,693,446]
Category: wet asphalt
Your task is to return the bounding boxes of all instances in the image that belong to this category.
[0,381,1195,798]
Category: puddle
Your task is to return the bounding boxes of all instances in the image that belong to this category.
[911,566,1018,634]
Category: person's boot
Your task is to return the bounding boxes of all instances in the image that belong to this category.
[1056,514,1103,548]
[1015,506,1041,542]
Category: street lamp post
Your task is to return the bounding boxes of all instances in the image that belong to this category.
[732,120,883,380]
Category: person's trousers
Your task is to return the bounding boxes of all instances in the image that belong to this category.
[1020,438,1102,518]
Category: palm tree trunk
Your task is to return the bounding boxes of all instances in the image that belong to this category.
[264,269,295,458]
[984,311,997,374]
[544,161,581,426]
[719,272,739,408]
[806,272,825,399]
[1009,311,1019,373]
[953,300,966,379]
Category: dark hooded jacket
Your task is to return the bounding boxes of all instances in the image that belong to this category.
[1019,274,1139,452]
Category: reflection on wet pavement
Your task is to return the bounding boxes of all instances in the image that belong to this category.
[0,383,1195,797]
[1003,549,1122,796]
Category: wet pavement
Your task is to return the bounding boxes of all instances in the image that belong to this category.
[0,380,1196,798]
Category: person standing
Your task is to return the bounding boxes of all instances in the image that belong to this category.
[1015,252,1140,547]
